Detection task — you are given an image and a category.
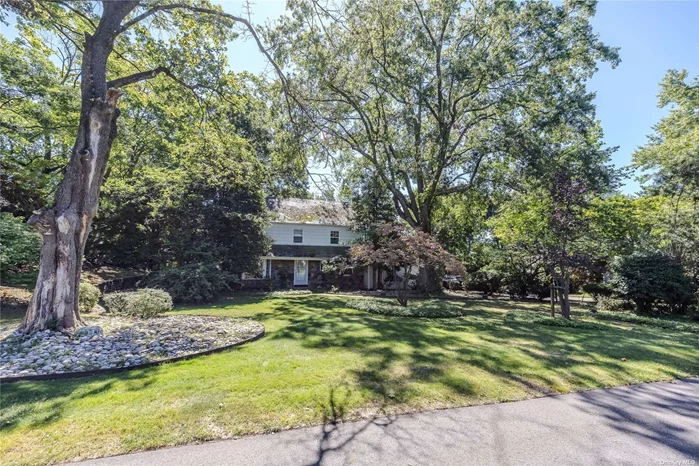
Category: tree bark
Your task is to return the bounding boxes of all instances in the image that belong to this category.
[555,275,571,320]
[21,2,138,332]
[550,282,556,318]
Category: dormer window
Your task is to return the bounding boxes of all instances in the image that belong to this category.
[330,230,339,244]
[293,229,303,243]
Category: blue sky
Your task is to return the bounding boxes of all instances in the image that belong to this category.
[221,0,699,195]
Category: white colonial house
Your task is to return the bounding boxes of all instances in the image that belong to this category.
[255,198,366,288]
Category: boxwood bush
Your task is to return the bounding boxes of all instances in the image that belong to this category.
[78,281,100,313]
[103,288,173,318]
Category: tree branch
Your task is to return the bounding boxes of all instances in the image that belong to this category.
[119,3,294,121]
[106,66,169,88]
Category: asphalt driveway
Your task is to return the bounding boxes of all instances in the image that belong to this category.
[71,377,699,466]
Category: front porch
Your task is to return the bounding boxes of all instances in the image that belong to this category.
[257,257,368,290]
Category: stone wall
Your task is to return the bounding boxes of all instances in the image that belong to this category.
[270,260,295,288]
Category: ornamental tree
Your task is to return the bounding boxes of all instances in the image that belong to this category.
[351,224,463,306]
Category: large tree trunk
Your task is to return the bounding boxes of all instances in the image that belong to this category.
[20,2,137,332]
[22,94,121,332]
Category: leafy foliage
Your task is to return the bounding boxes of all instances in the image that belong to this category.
[103,289,173,318]
[351,224,463,305]
[0,34,80,217]
[346,298,469,318]
[594,296,631,313]
[610,253,694,315]
[634,67,699,289]
[0,213,40,277]
[591,311,699,334]
[140,263,238,305]
[274,0,618,232]
[345,167,395,236]
[87,156,271,274]
[78,282,100,313]
[505,310,610,330]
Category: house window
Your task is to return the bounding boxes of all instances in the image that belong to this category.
[330,230,339,244]
[293,229,303,243]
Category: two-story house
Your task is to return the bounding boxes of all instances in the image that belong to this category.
[258,198,363,288]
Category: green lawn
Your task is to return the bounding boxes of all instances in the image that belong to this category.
[1,294,698,466]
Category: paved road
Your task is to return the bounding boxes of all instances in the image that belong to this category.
[72,378,699,466]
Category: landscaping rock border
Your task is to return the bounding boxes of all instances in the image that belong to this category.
[0,316,264,384]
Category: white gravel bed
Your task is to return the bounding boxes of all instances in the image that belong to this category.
[0,315,263,378]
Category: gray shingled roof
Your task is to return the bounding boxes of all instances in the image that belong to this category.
[267,198,353,225]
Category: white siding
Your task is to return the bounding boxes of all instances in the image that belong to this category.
[266,223,360,246]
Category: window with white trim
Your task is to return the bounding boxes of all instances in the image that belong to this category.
[293,229,303,243]
[330,230,339,244]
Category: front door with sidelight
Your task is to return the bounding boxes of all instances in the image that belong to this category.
[294,260,308,286]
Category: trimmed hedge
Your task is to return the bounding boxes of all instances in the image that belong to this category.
[103,288,173,318]
[346,298,469,318]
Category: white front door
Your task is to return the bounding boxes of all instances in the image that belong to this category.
[294,260,308,286]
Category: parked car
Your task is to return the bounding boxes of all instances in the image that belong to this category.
[442,275,463,290]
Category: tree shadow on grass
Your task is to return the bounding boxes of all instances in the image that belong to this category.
[0,366,159,432]
[256,296,699,409]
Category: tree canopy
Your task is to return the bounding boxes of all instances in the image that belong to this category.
[272,0,619,233]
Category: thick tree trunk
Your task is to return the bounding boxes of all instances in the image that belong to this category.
[21,2,137,332]
[22,93,122,332]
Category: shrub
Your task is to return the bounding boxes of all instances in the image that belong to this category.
[141,263,238,304]
[464,270,501,295]
[582,282,614,299]
[346,298,469,318]
[504,310,609,330]
[0,213,40,279]
[78,282,100,313]
[610,253,694,315]
[596,295,632,313]
[274,268,293,289]
[502,271,548,300]
[103,288,173,318]
[591,311,699,334]
[448,280,462,291]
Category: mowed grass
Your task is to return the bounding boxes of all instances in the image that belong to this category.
[1,295,698,466]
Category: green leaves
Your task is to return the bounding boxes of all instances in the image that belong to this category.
[275,0,617,231]
[634,68,699,286]
[0,213,40,277]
